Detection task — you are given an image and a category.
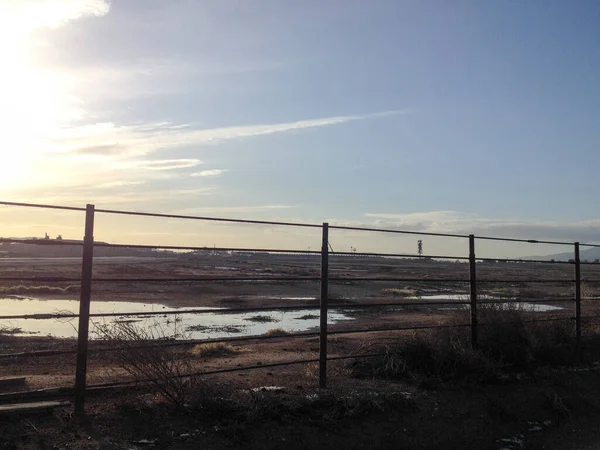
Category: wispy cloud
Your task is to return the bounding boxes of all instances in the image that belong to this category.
[175,205,294,214]
[135,159,203,171]
[95,180,146,189]
[191,169,227,177]
[34,187,217,207]
[42,110,407,157]
[12,110,405,195]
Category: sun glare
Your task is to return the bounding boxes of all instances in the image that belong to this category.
[0,8,77,189]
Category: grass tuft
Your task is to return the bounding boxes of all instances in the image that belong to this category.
[264,328,290,336]
[192,342,239,358]
[351,302,581,386]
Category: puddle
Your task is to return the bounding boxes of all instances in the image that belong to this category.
[0,297,352,339]
[430,302,564,312]
[407,294,565,312]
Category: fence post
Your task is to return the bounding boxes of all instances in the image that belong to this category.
[74,204,95,416]
[469,235,478,350]
[575,242,581,341]
[319,223,329,389]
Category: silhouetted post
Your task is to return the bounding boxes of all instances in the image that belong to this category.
[575,242,582,341]
[319,223,329,389]
[469,235,478,350]
[74,204,95,416]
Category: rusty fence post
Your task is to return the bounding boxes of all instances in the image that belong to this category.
[319,223,329,389]
[469,235,478,350]
[575,242,581,341]
[74,204,96,416]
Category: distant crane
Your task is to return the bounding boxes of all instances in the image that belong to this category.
[417,240,423,257]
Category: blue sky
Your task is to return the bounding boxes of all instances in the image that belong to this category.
[1,0,599,256]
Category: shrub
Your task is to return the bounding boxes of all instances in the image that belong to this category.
[351,332,495,384]
[94,318,194,409]
[351,301,580,384]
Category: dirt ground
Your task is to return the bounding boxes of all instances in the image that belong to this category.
[2,253,598,308]
[3,359,600,449]
[2,254,600,448]
[1,254,599,389]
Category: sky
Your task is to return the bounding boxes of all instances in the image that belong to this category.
[0,0,599,258]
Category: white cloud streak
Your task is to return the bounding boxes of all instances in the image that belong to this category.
[174,205,294,214]
[43,110,406,158]
[191,169,227,177]
[135,159,203,171]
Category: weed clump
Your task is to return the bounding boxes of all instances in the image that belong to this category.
[193,342,239,358]
[264,328,290,336]
[351,302,580,385]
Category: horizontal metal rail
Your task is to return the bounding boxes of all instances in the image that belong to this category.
[0,238,84,246]
[0,313,576,360]
[0,276,580,284]
[0,304,320,320]
[473,235,573,246]
[3,200,600,249]
[89,358,324,389]
[329,224,468,239]
[478,298,574,304]
[0,330,323,359]
[0,301,465,320]
[0,276,322,283]
[331,250,470,260]
[0,276,81,282]
[0,297,575,321]
[578,243,600,249]
[79,318,580,390]
[0,201,86,212]
[93,242,322,255]
[330,277,574,283]
[95,207,322,229]
[477,257,573,264]
[90,276,320,283]
[476,279,575,284]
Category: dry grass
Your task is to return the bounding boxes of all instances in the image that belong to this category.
[351,302,580,385]
[264,328,290,336]
[94,319,194,409]
[192,342,239,358]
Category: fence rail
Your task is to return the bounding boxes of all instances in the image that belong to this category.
[0,200,596,415]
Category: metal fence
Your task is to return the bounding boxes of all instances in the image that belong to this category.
[1,200,599,415]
